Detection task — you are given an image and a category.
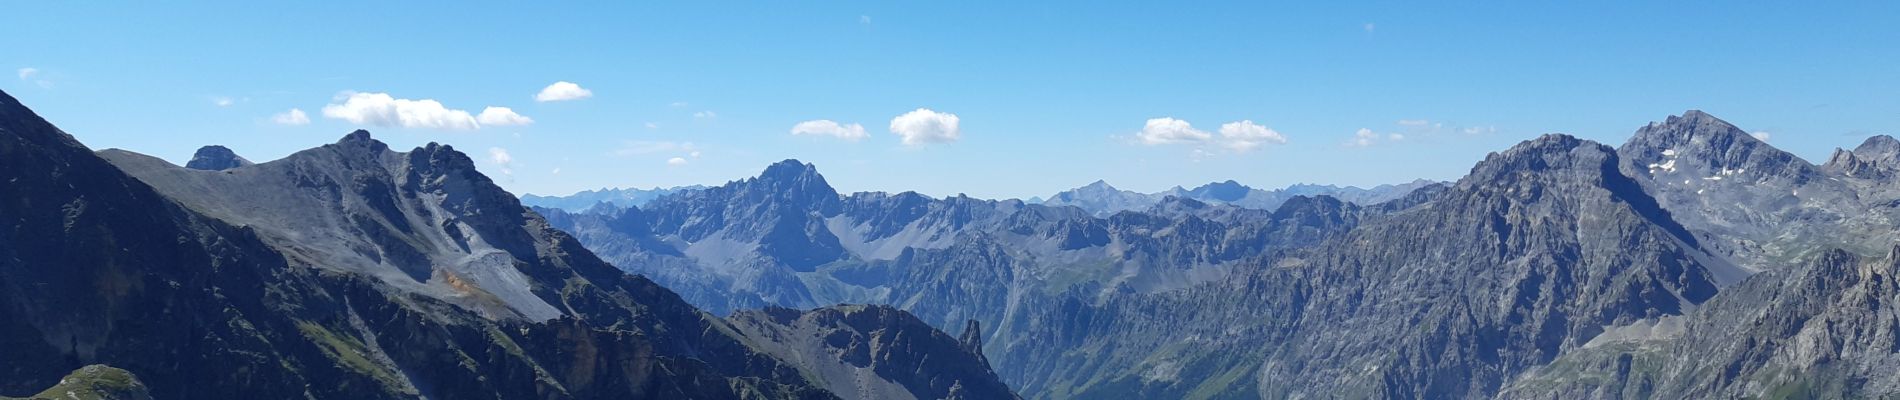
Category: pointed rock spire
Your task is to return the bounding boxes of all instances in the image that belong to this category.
[958,319,985,357]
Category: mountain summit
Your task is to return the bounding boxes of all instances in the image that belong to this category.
[183,145,251,170]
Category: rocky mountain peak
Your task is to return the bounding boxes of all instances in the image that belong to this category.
[761,158,819,179]
[183,145,251,170]
[408,142,480,177]
[339,128,373,143]
[750,158,839,202]
[1186,179,1251,202]
[1461,133,1706,251]
[1831,135,1900,177]
[1854,135,1900,157]
[1625,110,1754,151]
[1154,195,1209,209]
[1272,194,1349,215]
[1619,110,1820,192]
[1465,134,1613,182]
[328,129,390,154]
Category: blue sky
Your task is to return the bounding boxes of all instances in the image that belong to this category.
[4,2,1897,199]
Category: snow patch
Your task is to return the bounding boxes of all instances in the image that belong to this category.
[1583,316,1688,348]
[1647,159,1678,173]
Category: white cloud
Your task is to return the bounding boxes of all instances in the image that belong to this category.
[551,168,562,175]
[488,147,514,175]
[1397,119,1429,127]
[669,101,689,108]
[213,97,235,107]
[16,67,52,88]
[477,106,534,126]
[488,147,513,164]
[1462,126,1498,135]
[694,110,717,119]
[1218,120,1288,151]
[644,122,659,129]
[791,119,869,141]
[1135,118,1289,154]
[1135,117,1211,145]
[270,108,311,125]
[535,81,593,102]
[1388,133,1405,141]
[1752,131,1771,141]
[1348,128,1379,147]
[321,92,481,130]
[889,108,961,145]
[666,157,688,166]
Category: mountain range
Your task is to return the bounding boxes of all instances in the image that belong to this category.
[1039,179,1439,217]
[522,185,705,212]
[0,89,1014,400]
[8,80,1900,399]
[534,110,1900,399]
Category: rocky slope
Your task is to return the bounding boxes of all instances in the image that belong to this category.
[0,89,1012,399]
[726,305,1021,400]
[1502,247,1900,399]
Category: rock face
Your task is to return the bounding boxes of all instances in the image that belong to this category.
[1,365,152,400]
[182,144,251,170]
[0,89,1011,400]
[1502,248,1900,399]
[726,305,1021,400]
